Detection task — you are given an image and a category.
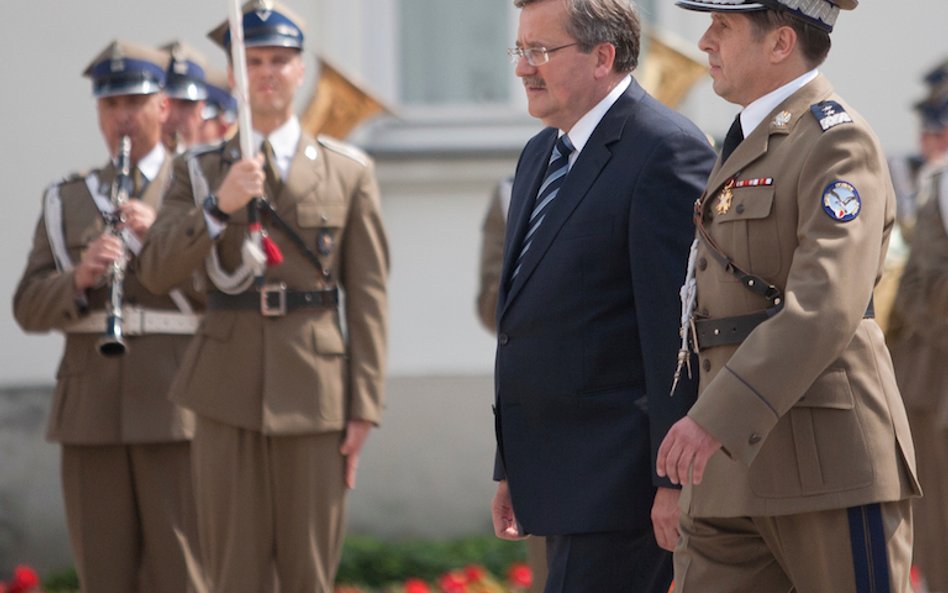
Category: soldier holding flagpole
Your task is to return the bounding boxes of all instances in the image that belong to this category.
[138,1,390,591]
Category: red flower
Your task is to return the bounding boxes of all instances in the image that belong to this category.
[438,570,469,593]
[405,578,432,593]
[507,562,533,589]
[463,565,486,583]
[7,565,40,593]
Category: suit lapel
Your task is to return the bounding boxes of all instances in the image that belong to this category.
[502,86,633,309]
[499,129,557,311]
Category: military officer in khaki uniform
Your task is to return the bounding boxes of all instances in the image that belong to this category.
[13,41,206,593]
[888,84,948,593]
[656,1,920,591]
[137,2,389,592]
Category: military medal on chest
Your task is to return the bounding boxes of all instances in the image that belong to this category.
[714,179,735,215]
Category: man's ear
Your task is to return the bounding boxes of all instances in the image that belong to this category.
[594,42,617,78]
[770,25,798,65]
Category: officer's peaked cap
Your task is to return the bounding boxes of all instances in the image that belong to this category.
[675,0,857,33]
[160,41,209,102]
[83,40,169,98]
[208,0,305,52]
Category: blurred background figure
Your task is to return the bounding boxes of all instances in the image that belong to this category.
[197,66,237,145]
[887,59,948,593]
[877,59,948,333]
[160,40,209,153]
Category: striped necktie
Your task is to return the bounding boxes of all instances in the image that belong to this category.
[512,134,575,281]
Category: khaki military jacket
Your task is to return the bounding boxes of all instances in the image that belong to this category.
[683,75,920,518]
[888,165,948,427]
[13,153,200,445]
[138,132,389,435]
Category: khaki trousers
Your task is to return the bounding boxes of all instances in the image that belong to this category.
[192,416,347,593]
[674,500,913,593]
[61,442,206,593]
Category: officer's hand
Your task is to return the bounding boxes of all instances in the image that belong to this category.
[651,487,681,552]
[216,155,265,214]
[491,480,527,541]
[656,416,721,486]
[73,233,124,291]
[340,419,372,489]
[118,200,156,239]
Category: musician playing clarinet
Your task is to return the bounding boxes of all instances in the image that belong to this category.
[13,40,207,593]
[138,2,390,591]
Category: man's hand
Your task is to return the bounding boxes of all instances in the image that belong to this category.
[656,416,722,486]
[118,200,156,240]
[73,233,124,291]
[216,155,265,214]
[491,480,527,541]
[340,419,372,490]
[651,487,681,552]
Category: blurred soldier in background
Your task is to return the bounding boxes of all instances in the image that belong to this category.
[887,69,948,593]
[137,2,389,591]
[12,40,206,593]
[197,66,238,145]
[160,40,210,153]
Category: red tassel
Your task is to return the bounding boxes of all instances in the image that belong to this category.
[261,234,284,266]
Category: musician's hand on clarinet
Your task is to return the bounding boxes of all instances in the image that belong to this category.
[74,234,125,291]
[118,200,156,240]
[217,155,265,214]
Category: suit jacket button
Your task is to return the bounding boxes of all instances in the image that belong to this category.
[748,433,762,445]
[498,333,510,345]
[702,359,711,372]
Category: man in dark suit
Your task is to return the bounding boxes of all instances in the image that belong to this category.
[490,0,715,591]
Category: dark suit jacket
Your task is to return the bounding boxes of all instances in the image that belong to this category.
[493,80,715,535]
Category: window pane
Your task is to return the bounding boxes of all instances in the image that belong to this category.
[399,0,511,105]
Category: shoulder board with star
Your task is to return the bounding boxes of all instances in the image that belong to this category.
[317,135,369,167]
[809,100,853,132]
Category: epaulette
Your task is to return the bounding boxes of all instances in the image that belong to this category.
[317,135,369,167]
[809,100,853,132]
[58,170,90,186]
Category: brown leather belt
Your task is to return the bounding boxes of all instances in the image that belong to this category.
[694,299,875,351]
[208,284,338,317]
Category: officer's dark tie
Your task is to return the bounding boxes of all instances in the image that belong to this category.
[261,139,283,198]
[721,114,744,163]
[511,133,575,281]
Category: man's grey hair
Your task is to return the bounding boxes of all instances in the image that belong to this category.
[514,0,641,72]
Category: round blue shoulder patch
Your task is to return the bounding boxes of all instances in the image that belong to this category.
[822,180,861,222]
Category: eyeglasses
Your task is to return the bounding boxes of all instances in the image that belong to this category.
[506,43,579,67]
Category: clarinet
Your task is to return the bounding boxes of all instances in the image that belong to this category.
[98,135,132,357]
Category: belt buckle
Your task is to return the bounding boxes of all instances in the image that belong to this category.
[260,283,287,317]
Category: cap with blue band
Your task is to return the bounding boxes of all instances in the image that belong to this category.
[84,41,169,98]
[208,0,306,51]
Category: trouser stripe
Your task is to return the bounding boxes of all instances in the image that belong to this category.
[848,503,891,593]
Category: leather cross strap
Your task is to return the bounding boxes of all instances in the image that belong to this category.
[695,207,784,309]
[692,198,874,351]
[260,201,331,280]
